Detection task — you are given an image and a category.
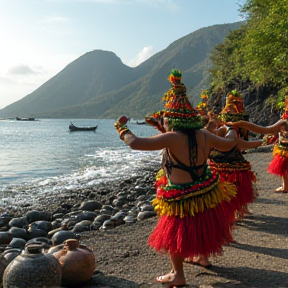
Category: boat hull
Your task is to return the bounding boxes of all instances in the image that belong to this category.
[69,124,97,132]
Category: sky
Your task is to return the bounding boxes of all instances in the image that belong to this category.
[0,0,244,109]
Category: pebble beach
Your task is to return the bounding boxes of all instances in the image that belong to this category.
[0,146,288,288]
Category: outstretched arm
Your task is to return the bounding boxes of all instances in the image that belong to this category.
[204,129,239,152]
[114,115,175,151]
[226,119,286,135]
[237,138,263,151]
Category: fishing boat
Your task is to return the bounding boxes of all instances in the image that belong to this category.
[16,117,36,121]
[69,122,98,132]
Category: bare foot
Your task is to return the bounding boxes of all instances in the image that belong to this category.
[155,271,186,286]
[155,272,174,283]
[193,256,211,267]
[275,187,288,193]
[184,255,212,268]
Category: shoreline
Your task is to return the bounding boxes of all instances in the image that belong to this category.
[1,148,288,287]
[1,161,160,217]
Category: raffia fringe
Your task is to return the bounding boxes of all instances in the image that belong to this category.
[152,182,236,218]
[273,144,288,158]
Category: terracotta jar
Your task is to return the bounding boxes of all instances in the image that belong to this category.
[2,243,62,288]
[53,239,95,286]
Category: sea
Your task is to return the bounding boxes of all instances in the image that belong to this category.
[0,118,161,209]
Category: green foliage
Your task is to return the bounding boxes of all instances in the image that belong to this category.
[210,0,288,98]
[276,87,288,111]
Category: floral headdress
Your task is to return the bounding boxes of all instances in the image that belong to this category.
[220,90,249,122]
[146,69,203,131]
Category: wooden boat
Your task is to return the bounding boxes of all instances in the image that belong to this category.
[16,117,36,121]
[69,122,97,132]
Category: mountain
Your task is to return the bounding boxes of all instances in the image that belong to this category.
[0,22,243,119]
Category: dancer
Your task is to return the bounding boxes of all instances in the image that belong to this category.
[114,70,261,287]
[227,107,288,193]
[207,91,262,220]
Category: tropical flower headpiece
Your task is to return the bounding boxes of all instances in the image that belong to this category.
[146,69,203,131]
[220,90,249,122]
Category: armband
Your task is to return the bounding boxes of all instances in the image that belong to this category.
[114,120,132,141]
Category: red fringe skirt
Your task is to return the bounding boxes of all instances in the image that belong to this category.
[148,204,234,258]
[209,161,257,211]
[267,145,288,176]
[148,169,236,258]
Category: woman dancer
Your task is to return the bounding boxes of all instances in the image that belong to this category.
[114,70,261,287]
[227,114,288,193]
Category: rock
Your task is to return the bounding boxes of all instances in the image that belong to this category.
[7,238,26,250]
[8,217,27,228]
[51,230,79,245]
[76,211,98,222]
[135,186,149,196]
[72,221,92,233]
[110,213,125,227]
[100,220,114,230]
[90,221,102,230]
[28,221,53,233]
[94,214,111,225]
[0,232,13,245]
[9,227,27,240]
[52,213,64,220]
[0,217,13,228]
[137,211,156,221]
[26,227,48,240]
[25,211,52,223]
[139,204,154,212]
[79,201,102,211]
[124,215,137,224]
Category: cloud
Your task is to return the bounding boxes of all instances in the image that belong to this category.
[127,46,156,67]
[8,64,45,76]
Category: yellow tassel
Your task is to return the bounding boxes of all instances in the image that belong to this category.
[273,144,288,157]
[151,181,237,218]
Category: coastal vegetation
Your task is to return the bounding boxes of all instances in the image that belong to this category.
[207,0,288,124]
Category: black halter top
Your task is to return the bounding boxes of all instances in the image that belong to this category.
[162,131,207,181]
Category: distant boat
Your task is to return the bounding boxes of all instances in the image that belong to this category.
[69,122,98,132]
[16,117,36,121]
[136,120,146,125]
[128,118,146,124]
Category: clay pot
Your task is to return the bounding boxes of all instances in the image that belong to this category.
[53,239,95,286]
[2,243,62,288]
[0,251,10,284]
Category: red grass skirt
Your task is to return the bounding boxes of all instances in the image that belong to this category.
[209,162,256,211]
[148,203,234,258]
[267,145,288,176]
[147,169,236,258]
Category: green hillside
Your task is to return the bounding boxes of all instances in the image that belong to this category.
[0,22,242,119]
